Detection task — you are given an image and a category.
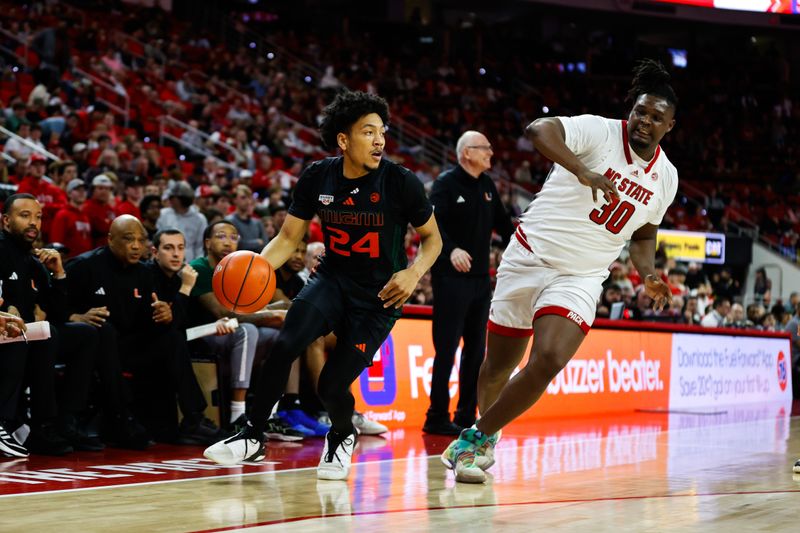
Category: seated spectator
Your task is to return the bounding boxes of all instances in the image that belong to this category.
[724,303,752,329]
[226,184,269,253]
[157,181,206,261]
[50,160,79,191]
[51,178,93,258]
[115,175,146,219]
[682,295,702,325]
[66,215,223,445]
[4,122,34,162]
[83,174,117,247]
[667,267,688,296]
[746,303,766,326]
[700,297,731,328]
[752,267,772,307]
[188,221,285,424]
[139,194,162,242]
[148,228,259,427]
[16,153,66,240]
[596,284,623,319]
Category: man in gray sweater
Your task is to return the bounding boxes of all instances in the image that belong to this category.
[156,181,207,261]
[226,184,269,253]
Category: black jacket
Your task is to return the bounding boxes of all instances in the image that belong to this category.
[429,165,515,277]
[0,231,69,323]
[65,247,161,336]
[145,259,191,330]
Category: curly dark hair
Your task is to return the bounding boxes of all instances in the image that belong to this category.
[626,59,678,110]
[319,90,390,150]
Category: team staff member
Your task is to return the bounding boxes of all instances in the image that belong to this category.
[423,131,515,435]
[0,194,96,455]
[65,215,221,445]
[205,90,442,481]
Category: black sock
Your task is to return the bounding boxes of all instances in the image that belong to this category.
[277,393,301,411]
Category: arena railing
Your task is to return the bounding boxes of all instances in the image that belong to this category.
[158,115,242,173]
[0,126,60,162]
[70,67,130,129]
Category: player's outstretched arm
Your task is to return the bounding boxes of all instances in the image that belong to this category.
[260,214,310,271]
[629,223,672,311]
[378,213,442,309]
[527,118,618,203]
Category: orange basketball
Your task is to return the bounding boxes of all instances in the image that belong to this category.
[212,250,276,313]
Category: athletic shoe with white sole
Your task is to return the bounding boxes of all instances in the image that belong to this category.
[264,416,305,442]
[317,430,356,481]
[279,409,330,437]
[443,428,489,484]
[0,421,28,458]
[352,411,388,435]
[203,426,265,466]
[441,429,500,471]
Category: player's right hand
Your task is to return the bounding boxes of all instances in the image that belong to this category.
[450,248,473,272]
[576,170,619,203]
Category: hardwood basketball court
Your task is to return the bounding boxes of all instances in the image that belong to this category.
[1,402,798,532]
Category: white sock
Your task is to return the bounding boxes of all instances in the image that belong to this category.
[230,401,246,423]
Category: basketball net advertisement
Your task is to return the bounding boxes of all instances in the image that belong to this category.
[353,318,793,428]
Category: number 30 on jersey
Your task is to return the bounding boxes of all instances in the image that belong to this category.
[588,197,636,235]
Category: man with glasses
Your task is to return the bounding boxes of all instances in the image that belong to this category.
[188,221,293,435]
[423,131,515,435]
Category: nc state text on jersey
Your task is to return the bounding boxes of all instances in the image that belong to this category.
[603,168,654,206]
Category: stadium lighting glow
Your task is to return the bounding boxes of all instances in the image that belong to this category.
[478,67,486,75]
[179,155,186,161]
[144,137,150,143]
[304,76,312,83]
[267,52,275,59]
[249,42,256,49]
[542,106,550,113]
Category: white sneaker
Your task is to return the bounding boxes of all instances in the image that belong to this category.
[0,422,28,458]
[203,428,265,466]
[352,411,387,435]
[317,431,356,480]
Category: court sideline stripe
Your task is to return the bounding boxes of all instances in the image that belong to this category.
[193,488,800,532]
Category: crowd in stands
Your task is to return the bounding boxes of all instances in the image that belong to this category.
[1,1,799,458]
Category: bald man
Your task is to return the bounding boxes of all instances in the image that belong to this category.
[424,131,516,435]
[66,215,225,447]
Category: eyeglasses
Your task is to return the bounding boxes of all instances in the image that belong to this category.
[213,232,240,242]
[467,145,493,151]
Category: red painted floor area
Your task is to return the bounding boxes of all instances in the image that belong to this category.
[1,402,797,498]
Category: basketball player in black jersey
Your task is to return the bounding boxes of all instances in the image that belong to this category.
[205,91,442,480]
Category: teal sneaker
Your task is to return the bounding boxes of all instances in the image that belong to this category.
[441,428,489,483]
[474,430,501,471]
[441,429,500,472]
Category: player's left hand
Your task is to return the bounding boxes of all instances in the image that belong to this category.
[379,269,418,309]
[151,292,173,324]
[644,274,672,312]
[33,248,64,277]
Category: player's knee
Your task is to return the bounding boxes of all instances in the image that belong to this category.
[531,348,569,380]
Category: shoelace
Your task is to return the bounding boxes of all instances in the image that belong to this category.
[324,436,354,463]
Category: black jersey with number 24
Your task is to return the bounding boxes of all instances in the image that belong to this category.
[289,157,433,288]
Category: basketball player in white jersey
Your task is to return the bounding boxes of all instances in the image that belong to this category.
[442,60,677,483]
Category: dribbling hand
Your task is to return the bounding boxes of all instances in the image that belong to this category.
[576,170,619,203]
[644,274,672,312]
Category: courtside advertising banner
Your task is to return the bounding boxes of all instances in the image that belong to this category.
[669,333,793,408]
[353,318,792,428]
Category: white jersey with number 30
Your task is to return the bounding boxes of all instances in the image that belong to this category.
[516,114,678,278]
